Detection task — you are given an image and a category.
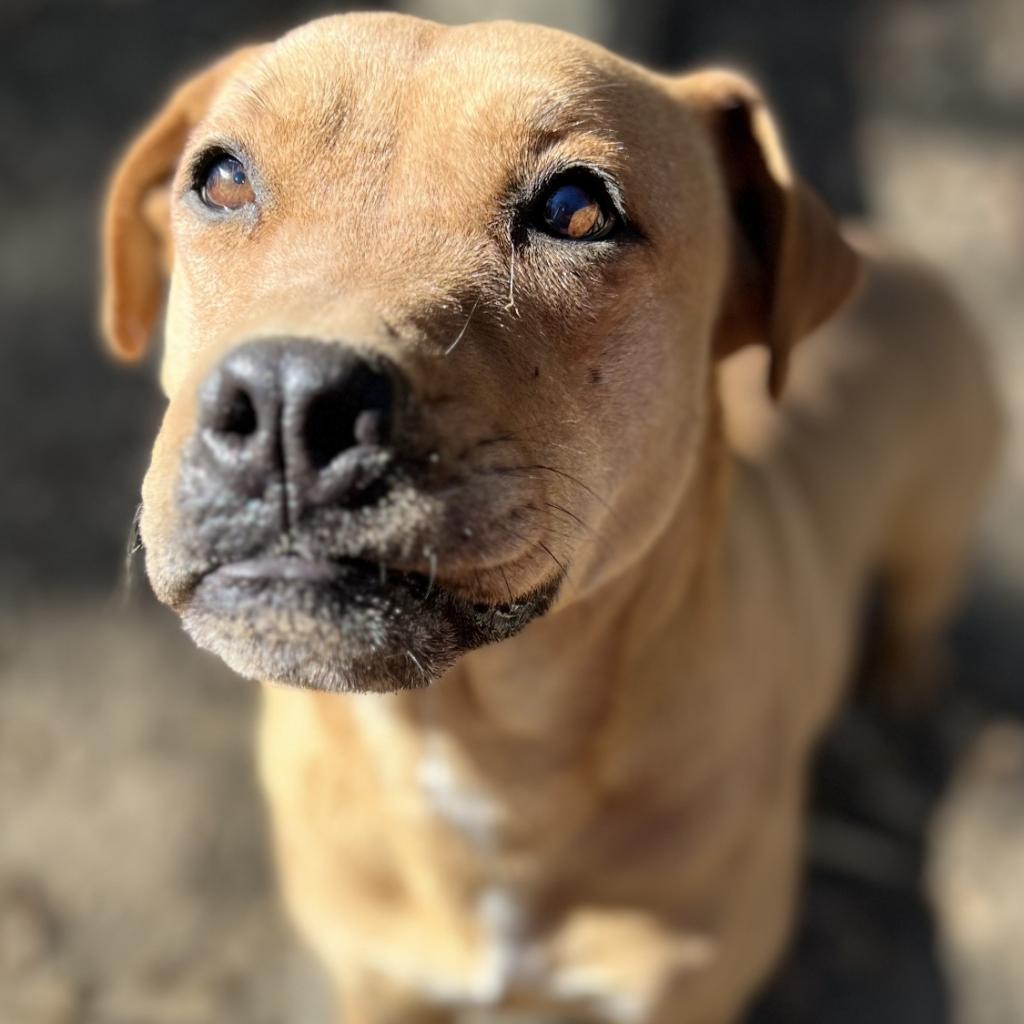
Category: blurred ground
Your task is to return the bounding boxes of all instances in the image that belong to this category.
[1,1,1022,1022]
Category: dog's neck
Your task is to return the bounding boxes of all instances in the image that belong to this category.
[387,385,734,751]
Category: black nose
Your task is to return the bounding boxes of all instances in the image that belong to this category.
[196,338,401,510]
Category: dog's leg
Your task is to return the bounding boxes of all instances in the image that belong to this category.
[866,548,961,708]
[335,975,456,1024]
[866,466,993,709]
[544,908,725,1024]
[855,263,1002,711]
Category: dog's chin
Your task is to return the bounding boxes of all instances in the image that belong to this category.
[178,556,557,694]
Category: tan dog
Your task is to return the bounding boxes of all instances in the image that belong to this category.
[101,13,1002,1023]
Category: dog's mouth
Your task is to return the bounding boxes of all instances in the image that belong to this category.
[180,552,559,693]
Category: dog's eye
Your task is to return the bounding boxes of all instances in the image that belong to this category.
[199,153,254,211]
[534,174,618,242]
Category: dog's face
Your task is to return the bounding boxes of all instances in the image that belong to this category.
[103,13,857,692]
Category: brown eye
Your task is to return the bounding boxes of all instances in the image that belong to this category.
[200,154,255,211]
[536,177,617,241]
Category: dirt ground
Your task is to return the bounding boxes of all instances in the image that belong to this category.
[1,1,1023,1022]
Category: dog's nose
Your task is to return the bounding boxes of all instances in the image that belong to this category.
[196,338,400,508]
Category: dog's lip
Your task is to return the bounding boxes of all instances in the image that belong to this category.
[197,551,547,614]
[213,556,356,584]
[205,554,436,594]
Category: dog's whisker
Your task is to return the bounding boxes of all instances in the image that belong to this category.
[477,431,590,460]
[543,500,593,535]
[499,564,515,605]
[536,540,568,579]
[501,523,569,581]
[531,439,591,458]
[120,503,145,606]
[405,650,428,679]
[490,461,624,532]
[518,505,580,544]
[425,549,438,599]
[444,298,480,356]
[473,432,520,449]
[127,502,145,554]
[504,240,520,317]
[529,463,625,530]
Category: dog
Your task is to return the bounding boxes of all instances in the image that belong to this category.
[101,13,1002,1023]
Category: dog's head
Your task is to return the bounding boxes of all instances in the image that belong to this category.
[103,13,858,692]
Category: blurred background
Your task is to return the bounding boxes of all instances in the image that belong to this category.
[1,1,1022,1021]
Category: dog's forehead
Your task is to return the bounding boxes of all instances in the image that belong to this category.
[211,13,648,157]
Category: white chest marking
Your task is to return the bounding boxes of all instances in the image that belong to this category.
[350,697,527,1006]
[416,729,503,848]
[418,729,531,1005]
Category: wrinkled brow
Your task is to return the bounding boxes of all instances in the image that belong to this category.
[219,50,633,159]
[467,72,632,168]
[219,56,353,143]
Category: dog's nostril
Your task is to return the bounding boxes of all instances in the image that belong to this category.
[217,387,258,438]
[301,364,394,469]
[303,385,360,469]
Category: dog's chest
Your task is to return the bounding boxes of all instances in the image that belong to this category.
[350,698,535,1006]
[346,697,701,1023]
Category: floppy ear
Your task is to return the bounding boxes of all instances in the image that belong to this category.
[682,70,862,398]
[101,46,263,361]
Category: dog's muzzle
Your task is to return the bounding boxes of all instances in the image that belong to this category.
[156,336,556,693]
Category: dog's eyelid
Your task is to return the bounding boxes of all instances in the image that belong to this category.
[518,163,631,244]
[586,167,627,220]
[538,163,626,214]
[184,135,259,183]
[575,169,647,243]
[186,141,245,189]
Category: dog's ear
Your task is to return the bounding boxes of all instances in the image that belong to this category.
[101,46,263,361]
[680,70,861,397]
